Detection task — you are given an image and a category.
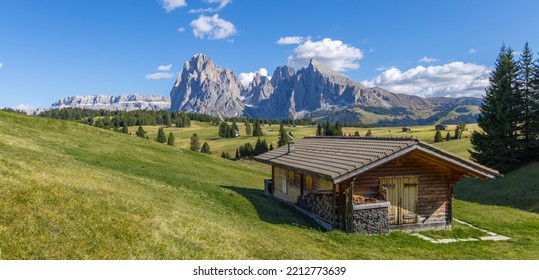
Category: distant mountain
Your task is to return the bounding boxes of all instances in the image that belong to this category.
[169,54,244,119]
[50,94,170,111]
[169,54,483,125]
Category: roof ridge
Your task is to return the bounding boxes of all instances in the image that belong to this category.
[303,136,419,142]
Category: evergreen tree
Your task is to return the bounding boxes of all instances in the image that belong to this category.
[316,124,322,136]
[434,130,443,143]
[445,132,451,142]
[200,142,211,154]
[190,133,200,151]
[231,121,239,136]
[235,148,240,159]
[470,45,521,172]
[334,121,343,136]
[136,125,146,138]
[269,143,274,150]
[517,42,538,158]
[278,124,289,147]
[245,121,252,136]
[167,132,175,146]
[221,152,231,159]
[175,117,184,127]
[365,129,373,137]
[354,131,360,136]
[163,113,172,127]
[122,124,129,134]
[254,137,269,156]
[252,120,263,136]
[157,127,167,143]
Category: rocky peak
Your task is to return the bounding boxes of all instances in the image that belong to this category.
[271,65,295,88]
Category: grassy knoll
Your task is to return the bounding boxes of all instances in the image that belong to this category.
[1,111,538,259]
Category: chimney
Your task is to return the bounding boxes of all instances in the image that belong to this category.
[288,141,295,154]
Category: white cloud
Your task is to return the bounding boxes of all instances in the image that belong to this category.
[189,0,231,13]
[14,104,35,114]
[362,62,491,98]
[418,56,438,63]
[468,48,477,54]
[238,68,270,88]
[178,27,186,32]
[157,64,173,71]
[159,0,187,12]
[276,36,307,45]
[288,38,363,72]
[145,72,174,80]
[0,62,3,69]
[190,14,236,40]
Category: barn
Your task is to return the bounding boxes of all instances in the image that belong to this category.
[254,137,499,234]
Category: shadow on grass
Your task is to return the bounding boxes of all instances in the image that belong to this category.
[454,162,539,214]
[221,185,324,231]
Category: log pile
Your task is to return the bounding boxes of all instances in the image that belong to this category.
[298,193,334,223]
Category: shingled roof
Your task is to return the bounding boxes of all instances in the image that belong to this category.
[255,137,499,183]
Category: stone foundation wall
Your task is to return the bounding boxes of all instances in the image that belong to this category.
[353,203,389,234]
[297,193,334,224]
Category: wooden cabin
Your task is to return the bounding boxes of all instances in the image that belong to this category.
[435,124,448,130]
[255,137,499,234]
[402,127,411,132]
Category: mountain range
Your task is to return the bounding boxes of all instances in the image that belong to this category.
[169,54,482,125]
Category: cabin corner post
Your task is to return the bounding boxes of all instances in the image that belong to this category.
[271,165,275,194]
[332,183,337,227]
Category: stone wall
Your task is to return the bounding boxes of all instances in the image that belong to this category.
[353,203,389,234]
[298,193,335,224]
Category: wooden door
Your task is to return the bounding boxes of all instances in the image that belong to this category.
[380,177,418,225]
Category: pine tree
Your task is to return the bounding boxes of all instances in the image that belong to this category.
[278,124,289,147]
[470,45,521,172]
[122,124,129,134]
[190,133,200,151]
[235,148,240,159]
[316,124,322,136]
[445,132,451,142]
[136,125,146,138]
[365,129,373,137]
[517,42,538,158]
[354,131,360,136]
[269,143,274,150]
[163,113,172,127]
[252,120,263,136]
[532,50,539,156]
[231,121,239,136]
[157,127,167,143]
[219,122,230,138]
[167,132,175,146]
[200,142,211,154]
[434,130,443,143]
[245,121,252,136]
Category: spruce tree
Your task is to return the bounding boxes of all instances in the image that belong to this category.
[278,124,289,147]
[365,129,373,137]
[136,125,146,138]
[245,121,252,136]
[445,132,451,142]
[190,133,200,151]
[157,127,167,143]
[470,45,521,172]
[434,130,443,143]
[200,142,211,154]
[167,132,175,146]
[269,143,274,150]
[235,148,240,159]
[354,131,360,136]
[122,124,129,134]
[517,42,538,158]
[231,121,239,136]
[252,120,263,136]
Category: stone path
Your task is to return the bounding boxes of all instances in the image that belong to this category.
[411,219,511,244]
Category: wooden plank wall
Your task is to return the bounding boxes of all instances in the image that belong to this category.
[273,166,334,203]
[349,150,455,225]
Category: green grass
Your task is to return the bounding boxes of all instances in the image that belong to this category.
[1,111,538,259]
[419,222,489,240]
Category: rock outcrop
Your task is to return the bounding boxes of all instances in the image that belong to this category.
[50,94,170,111]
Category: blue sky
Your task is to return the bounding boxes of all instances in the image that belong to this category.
[1,0,538,110]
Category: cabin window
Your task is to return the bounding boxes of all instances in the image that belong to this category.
[288,170,295,182]
[305,175,313,190]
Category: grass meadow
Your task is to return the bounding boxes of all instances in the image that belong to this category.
[0,111,537,259]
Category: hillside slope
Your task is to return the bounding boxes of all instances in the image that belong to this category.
[1,111,538,259]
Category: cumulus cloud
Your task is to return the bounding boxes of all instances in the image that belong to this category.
[288,38,363,72]
[0,62,3,69]
[276,36,307,45]
[178,27,186,32]
[159,0,187,12]
[145,72,174,80]
[418,56,438,63]
[238,68,270,88]
[362,62,491,98]
[189,0,231,13]
[468,48,477,54]
[157,64,173,71]
[190,14,236,40]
